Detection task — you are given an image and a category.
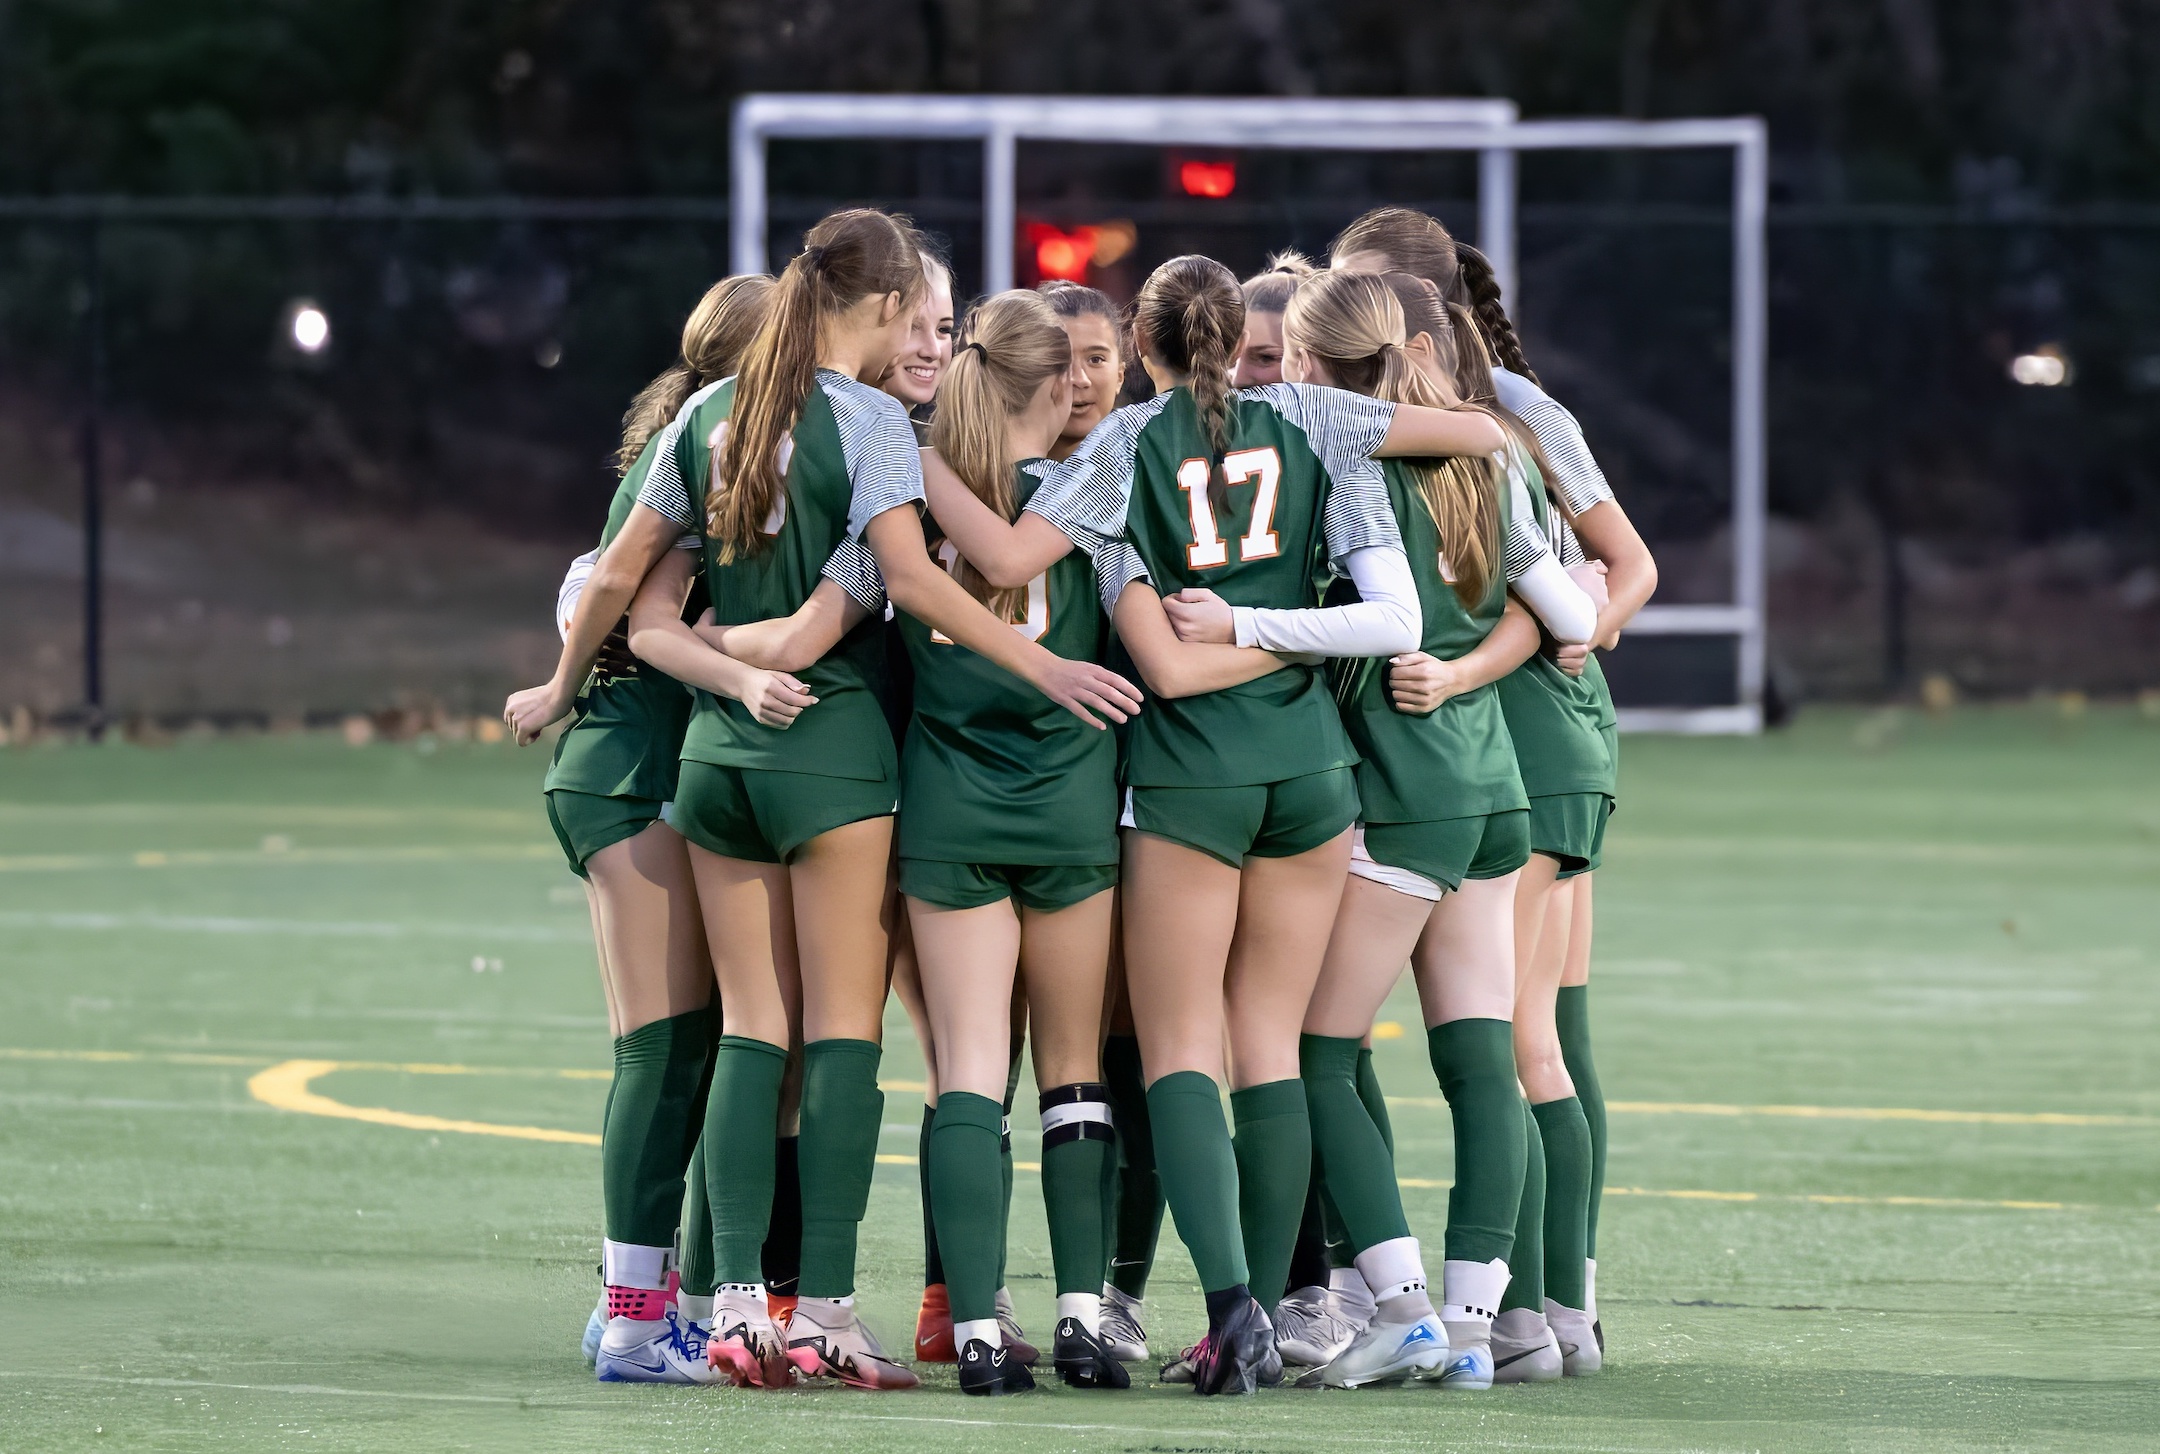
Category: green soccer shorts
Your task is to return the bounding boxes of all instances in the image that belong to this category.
[898,858,1118,913]
[1123,767,1359,869]
[545,789,665,879]
[669,761,898,865]
[1354,808,1532,898]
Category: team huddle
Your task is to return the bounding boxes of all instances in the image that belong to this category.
[505,202,1656,1398]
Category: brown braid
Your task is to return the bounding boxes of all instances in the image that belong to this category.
[1455,244,1538,386]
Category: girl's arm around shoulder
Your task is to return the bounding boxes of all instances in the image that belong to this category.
[1562,498,1657,647]
[920,448,1076,588]
[698,577,872,674]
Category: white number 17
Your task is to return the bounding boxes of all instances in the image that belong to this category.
[1178,447,1282,569]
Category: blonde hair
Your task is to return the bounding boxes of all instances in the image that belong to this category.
[711,208,926,562]
[1240,250,1315,315]
[929,291,1072,620]
[614,274,774,475]
[1283,269,1498,606]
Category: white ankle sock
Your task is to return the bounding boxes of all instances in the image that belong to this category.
[1442,1257,1511,1342]
[1056,1292,1101,1334]
[601,1239,671,1291]
[677,1292,714,1322]
[954,1317,1002,1350]
[1584,1258,1598,1320]
[1352,1236,1428,1304]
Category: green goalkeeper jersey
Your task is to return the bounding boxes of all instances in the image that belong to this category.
[896,461,1118,866]
[1027,382,1400,789]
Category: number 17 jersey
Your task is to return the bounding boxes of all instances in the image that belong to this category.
[1027,382,1400,789]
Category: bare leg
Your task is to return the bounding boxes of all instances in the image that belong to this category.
[786,817,895,1044]
[1019,888,1116,1089]
[584,877,623,1040]
[686,846,799,1048]
[1560,875,1594,989]
[1415,872,1520,1030]
[1514,875,1576,1103]
[1305,875,1430,1040]
[907,897,1024,1101]
[586,822,711,1035]
[1120,833,1241,1083]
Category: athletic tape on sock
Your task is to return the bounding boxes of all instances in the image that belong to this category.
[602,1240,672,1292]
[1352,1235,1428,1303]
[1040,1083,1116,1146]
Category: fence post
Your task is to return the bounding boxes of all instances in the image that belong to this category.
[79,216,106,737]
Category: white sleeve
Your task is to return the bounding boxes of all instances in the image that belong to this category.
[556,549,600,640]
[1511,553,1597,645]
[1229,545,1420,658]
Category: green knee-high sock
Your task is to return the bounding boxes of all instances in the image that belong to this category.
[998,1052,1021,1291]
[797,1038,885,1298]
[1556,985,1606,1257]
[1499,1103,1545,1313]
[1300,1035,1412,1257]
[1145,1071,1248,1293]
[1428,1019,1527,1265]
[1231,1078,1310,1307]
[680,1141,716,1296]
[760,1135,802,1296]
[1039,1083,1115,1298]
[704,1035,787,1284]
[1104,1035,1164,1297]
[604,1011,713,1248]
[1532,1096,1592,1308]
[928,1091,1005,1324]
[1355,1046,1395,1156]
[917,1103,945,1286]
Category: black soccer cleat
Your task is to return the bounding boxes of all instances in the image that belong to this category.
[958,1337,1037,1396]
[1188,1295,1275,1396]
[1052,1317,1132,1389]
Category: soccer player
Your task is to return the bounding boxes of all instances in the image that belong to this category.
[504,275,774,1385]
[923,254,1505,1395]
[1334,208,1657,1378]
[1266,269,1599,1389]
[622,209,1139,1390]
[897,290,1138,1394]
[1232,252,1314,387]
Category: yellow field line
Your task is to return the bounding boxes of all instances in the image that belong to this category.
[246,1060,602,1147]
[0,843,557,873]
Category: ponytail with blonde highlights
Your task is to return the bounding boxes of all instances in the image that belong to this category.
[711,209,926,562]
[929,291,1072,620]
[1283,269,1500,606]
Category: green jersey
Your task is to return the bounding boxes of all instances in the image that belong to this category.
[637,369,924,782]
[1028,382,1400,788]
[1335,458,1529,823]
[1494,456,1614,798]
[544,434,696,803]
[896,462,1117,865]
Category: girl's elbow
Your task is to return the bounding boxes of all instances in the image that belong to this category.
[1551,609,1597,647]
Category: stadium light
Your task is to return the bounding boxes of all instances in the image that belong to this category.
[287,299,331,355]
[1177,159,1237,198]
[2009,347,2069,387]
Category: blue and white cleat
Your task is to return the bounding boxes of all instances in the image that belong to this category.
[595,1308,720,1384]
[1319,1314,1449,1389]
[1433,1338,1494,1390]
[581,1296,606,1367]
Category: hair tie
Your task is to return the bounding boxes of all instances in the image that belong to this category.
[801,244,828,270]
[957,340,989,362]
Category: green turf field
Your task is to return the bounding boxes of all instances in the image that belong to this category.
[1,707,2155,1451]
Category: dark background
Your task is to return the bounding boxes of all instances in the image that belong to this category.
[3,1,2158,716]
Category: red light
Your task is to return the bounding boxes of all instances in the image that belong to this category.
[1026,222,1098,282]
[1179,160,1237,199]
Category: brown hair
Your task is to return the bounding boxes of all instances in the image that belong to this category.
[1239,249,1315,316]
[710,209,927,561]
[614,274,774,475]
[1036,279,1125,361]
[1330,207,1539,387]
[1131,254,1243,508]
[1379,269,1556,498]
[1284,270,1498,606]
[930,291,1072,620]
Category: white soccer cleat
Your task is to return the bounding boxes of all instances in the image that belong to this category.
[707,1286,792,1388]
[581,1296,606,1366]
[994,1287,1040,1365]
[786,1298,920,1390]
[1272,1285,1362,1368]
[1099,1284,1149,1362]
[594,1309,719,1384]
[1489,1307,1564,1384]
[1434,1338,1494,1390]
[1318,1313,1449,1389]
[1544,1299,1602,1376]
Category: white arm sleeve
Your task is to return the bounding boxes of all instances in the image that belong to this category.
[1230,546,1420,658]
[1511,553,1598,645]
[556,549,599,640]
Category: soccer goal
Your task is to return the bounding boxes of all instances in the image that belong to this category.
[731,94,1768,734]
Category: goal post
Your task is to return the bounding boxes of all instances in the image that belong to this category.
[730,94,1768,733]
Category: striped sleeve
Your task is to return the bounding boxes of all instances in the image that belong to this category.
[822,373,927,539]
[1024,396,1167,554]
[633,417,696,532]
[1252,383,1403,570]
[1501,446,1564,583]
[1092,537,1154,618]
[820,537,888,615]
[1491,368,1614,518]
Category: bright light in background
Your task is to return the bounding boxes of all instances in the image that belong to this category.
[1178,159,1237,199]
[288,301,330,354]
[1022,219,1137,284]
[2009,346,2069,387]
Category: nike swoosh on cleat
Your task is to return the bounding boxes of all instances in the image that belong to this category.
[1493,1348,1539,1370]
